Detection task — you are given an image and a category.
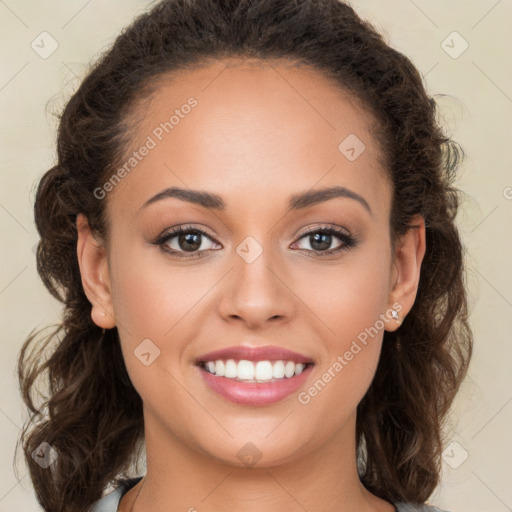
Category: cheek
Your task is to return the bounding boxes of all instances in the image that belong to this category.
[296,239,392,345]
[108,248,199,407]
[294,240,391,416]
[109,242,200,337]
[108,243,226,389]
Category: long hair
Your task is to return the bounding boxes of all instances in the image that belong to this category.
[16,1,473,510]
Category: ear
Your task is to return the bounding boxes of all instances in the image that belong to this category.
[386,215,426,332]
[76,213,116,329]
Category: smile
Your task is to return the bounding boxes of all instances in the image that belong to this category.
[194,344,315,405]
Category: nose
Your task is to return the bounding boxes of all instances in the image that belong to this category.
[217,247,295,330]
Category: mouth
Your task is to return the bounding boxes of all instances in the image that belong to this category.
[194,345,315,406]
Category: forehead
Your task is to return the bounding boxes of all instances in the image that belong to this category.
[107,58,389,219]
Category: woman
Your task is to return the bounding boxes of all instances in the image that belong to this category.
[17,1,473,511]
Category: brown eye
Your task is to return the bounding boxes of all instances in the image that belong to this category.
[154,225,219,259]
[293,226,357,255]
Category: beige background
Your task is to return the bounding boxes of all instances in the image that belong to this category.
[1,1,511,511]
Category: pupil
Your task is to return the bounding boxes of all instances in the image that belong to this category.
[180,232,201,251]
[311,233,331,251]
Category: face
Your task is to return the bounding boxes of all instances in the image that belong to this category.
[77,59,424,470]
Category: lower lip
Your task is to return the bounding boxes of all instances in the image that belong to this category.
[197,364,314,406]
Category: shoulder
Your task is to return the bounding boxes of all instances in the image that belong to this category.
[395,503,451,512]
[89,477,143,512]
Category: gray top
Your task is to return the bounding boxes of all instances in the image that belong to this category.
[89,477,450,512]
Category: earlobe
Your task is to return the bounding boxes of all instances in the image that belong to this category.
[386,215,426,331]
[76,213,116,329]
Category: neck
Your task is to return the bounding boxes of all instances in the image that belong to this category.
[123,408,395,512]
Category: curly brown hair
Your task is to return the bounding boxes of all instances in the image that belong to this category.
[16,1,473,511]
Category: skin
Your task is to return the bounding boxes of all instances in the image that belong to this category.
[76,58,425,512]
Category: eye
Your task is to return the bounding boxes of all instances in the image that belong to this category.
[291,225,357,256]
[153,225,220,259]
[153,224,357,260]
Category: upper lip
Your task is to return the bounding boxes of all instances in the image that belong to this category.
[195,345,315,365]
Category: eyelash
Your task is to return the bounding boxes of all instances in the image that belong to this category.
[153,224,357,260]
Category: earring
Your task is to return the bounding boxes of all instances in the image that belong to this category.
[391,309,401,325]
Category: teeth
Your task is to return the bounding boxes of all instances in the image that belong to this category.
[215,360,225,377]
[285,361,296,378]
[224,359,237,378]
[238,360,255,380]
[201,359,308,382]
[255,361,273,380]
[295,363,306,375]
[273,360,285,379]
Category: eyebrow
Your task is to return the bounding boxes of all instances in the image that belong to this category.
[140,185,372,215]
